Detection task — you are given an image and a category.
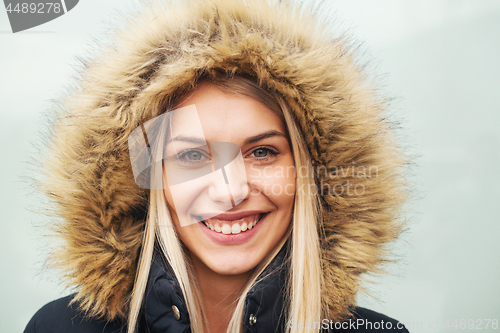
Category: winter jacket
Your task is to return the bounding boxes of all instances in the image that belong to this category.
[24,0,407,331]
[25,246,409,333]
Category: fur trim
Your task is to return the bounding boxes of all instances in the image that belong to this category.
[41,0,406,321]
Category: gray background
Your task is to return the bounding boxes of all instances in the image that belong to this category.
[1,1,499,332]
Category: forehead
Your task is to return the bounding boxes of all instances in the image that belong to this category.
[170,84,286,143]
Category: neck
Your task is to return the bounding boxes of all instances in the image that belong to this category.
[189,253,250,333]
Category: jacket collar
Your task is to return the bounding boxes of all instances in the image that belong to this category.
[141,245,289,333]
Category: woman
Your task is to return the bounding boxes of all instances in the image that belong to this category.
[24,0,408,332]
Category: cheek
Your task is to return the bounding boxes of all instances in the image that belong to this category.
[162,169,205,216]
[272,170,296,210]
[162,186,200,241]
[247,161,296,206]
[163,184,201,214]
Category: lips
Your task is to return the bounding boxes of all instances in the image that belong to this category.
[198,212,265,235]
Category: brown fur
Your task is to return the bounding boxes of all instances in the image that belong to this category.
[40,0,406,322]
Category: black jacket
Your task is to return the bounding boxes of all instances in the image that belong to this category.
[25,249,409,333]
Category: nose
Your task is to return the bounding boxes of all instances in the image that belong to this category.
[207,142,249,207]
[207,168,234,208]
[207,167,249,208]
[224,164,249,206]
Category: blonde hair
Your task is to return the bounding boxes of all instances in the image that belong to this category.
[127,76,323,333]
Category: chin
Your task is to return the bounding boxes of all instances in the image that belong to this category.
[204,252,261,276]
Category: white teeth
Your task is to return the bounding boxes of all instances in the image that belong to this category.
[231,223,241,234]
[222,223,231,235]
[203,214,263,234]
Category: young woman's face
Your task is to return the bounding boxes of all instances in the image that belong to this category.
[162,83,295,276]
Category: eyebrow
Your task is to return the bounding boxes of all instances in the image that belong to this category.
[243,130,287,145]
[167,135,206,145]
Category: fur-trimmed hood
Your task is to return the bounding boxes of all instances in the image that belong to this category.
[41,0,406,322]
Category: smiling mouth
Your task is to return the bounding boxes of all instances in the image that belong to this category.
[199,213,264,235]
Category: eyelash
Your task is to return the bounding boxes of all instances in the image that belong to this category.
[247,146,280,161]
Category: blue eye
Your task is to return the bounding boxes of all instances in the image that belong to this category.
[253,148,269,158]
[249,147,279,160]
[185,150,203,161]
[177,149,210,164]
